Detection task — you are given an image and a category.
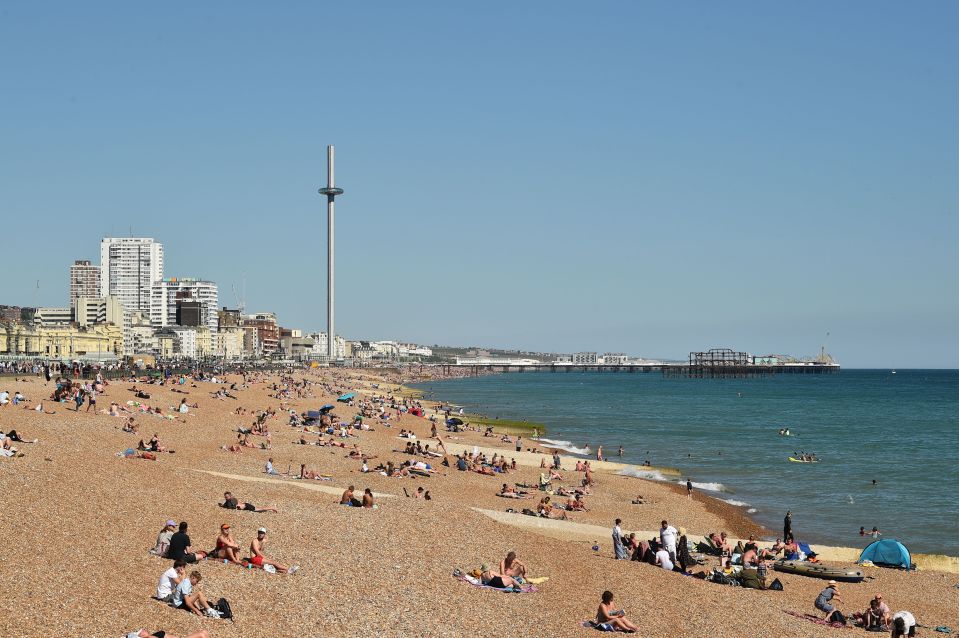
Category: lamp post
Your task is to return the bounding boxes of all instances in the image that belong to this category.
[318,145,343,363]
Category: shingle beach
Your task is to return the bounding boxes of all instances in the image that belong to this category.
[1,369,956,638]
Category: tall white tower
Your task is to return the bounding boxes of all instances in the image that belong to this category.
[99,237,164,315]
[318,146,343,361]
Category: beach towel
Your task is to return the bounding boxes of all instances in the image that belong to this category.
[453,573,536,593]
[783,610,853,629]
[580,620,628,632]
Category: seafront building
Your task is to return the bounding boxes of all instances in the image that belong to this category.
[0,322,123,360]
[69,260,100,310]
[150,277,219,332]
[571,352,598,364]
[99,237,164,315]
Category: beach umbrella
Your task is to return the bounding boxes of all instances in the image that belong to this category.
[446,417,463,426]
[319,404,335,414]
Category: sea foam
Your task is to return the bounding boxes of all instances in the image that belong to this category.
[535,438,590,455]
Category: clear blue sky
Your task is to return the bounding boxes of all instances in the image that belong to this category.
[1,2,956,367]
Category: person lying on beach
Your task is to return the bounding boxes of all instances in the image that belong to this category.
[480,563,517,589]
[340,485,362,507]
[171,571,213,616]
[124,628,210,638]
[596,590,638,633]
[213,524,243,565]
[222,491,278,513]
[248,527,297,573]
[498,483,530,498]
[156,559,186,602]
[500,551,527,580]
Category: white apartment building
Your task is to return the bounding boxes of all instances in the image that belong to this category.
[307,332,346,359]
[69,260,100,310]
[100,237,164,315]
[150,278,219,332]
[600,353,629,365]
[571,352,598,365]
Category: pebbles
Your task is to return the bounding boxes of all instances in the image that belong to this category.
[0,372,955,637]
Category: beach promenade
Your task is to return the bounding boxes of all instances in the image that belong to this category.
[0,369,955,638]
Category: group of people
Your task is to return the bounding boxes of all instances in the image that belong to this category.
[815,582,916,635]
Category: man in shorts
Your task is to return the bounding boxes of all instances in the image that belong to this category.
[221,491,278,513]
[171,571,213,616]
[248,527,297,574]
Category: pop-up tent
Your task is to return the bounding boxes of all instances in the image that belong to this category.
[859,538,912,569]
[337,393,355,403]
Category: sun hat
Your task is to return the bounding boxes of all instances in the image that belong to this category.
[258,527,267,534]
[828,580,838,586]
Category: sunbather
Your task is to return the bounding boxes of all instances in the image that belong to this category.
[480,563,517,589]
[222,491,277,513]
[596,590,638,633]
[249,528,297,574]
[213,524,243,564]
[500,551,527,579]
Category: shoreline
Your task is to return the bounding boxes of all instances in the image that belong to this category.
[406,374,959,570]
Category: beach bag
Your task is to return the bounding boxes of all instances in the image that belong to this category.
[214,597,233,620]
[768,578,784,591]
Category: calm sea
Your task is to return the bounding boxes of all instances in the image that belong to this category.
[412,369,959,556]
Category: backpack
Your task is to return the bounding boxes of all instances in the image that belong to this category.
[214,597,233,620]
[768,578,784,591]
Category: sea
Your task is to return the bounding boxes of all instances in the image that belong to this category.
[411,369,959,556]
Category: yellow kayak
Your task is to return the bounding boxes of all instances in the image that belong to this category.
[788,457,819,463]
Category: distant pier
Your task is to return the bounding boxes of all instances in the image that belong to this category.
[441,362,839,377]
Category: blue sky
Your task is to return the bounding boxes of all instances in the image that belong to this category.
[1,2,956,367]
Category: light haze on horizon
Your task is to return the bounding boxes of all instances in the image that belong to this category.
[1,2,957,368]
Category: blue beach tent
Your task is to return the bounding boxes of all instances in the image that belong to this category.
[337,393,355,403]
[859,539,912,569]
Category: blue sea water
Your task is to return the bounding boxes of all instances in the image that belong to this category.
[412,369,959,556]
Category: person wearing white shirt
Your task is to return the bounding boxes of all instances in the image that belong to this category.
[655,548,674,571]
[0,391,9,406]
[660,520,678,559]
[891,611,916,638]
[156,560,186,602]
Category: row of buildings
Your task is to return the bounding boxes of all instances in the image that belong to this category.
[1,237,436,365]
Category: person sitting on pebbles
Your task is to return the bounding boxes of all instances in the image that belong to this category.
[213,523,243,565]
[248,527,298,574]
[499,551,528,580]
[595,590,639,633]
[340,485,362,507]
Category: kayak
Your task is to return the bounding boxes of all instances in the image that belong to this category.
[788,457,820,463]
[773,560,864,583]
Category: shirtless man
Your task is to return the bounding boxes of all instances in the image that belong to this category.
[248,528,296,574]
[499,551,527,579]
[340,485,361,507]
[213,524,243,564]
[222,491,278,513]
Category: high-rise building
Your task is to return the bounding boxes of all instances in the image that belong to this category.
[69,260,100,310]
[99,238,164,315]
[150,278,219,332]
[76,295,132,355]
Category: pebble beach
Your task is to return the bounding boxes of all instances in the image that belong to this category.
[1,369,956,638]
